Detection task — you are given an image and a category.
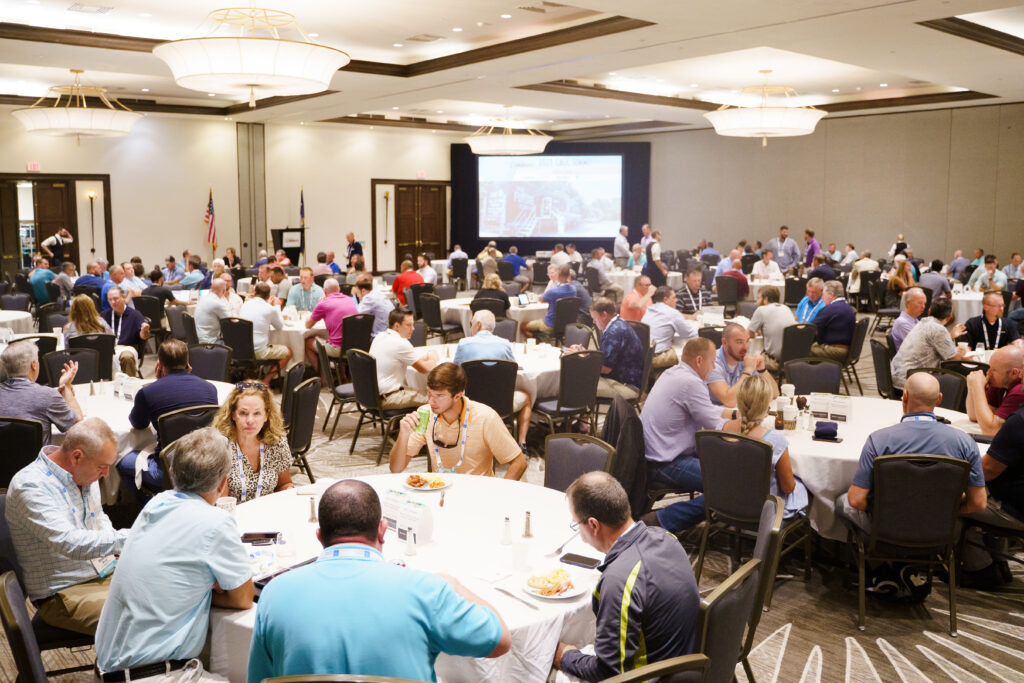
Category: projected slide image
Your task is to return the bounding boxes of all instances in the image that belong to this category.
[478,155,622,238]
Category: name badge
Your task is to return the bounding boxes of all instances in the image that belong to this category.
[91,556,116,578]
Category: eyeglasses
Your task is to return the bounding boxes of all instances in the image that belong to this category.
[569,520,579,532]
[235,381,268,392]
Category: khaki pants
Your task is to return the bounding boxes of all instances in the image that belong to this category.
[810,343,849,362]
[764,354,780,373]
[597,377,639,401]
[526,319,553,334]
[380,388,426,410]
[324,342,342,358]
[255,344,289,360]
[652,348,679,368]
[35,574,113,635]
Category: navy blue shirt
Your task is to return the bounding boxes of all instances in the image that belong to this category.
[987,409,1024,521]
[504,253,527,276]
[102,306,146,347]
[813,298,856,345]
[129,370,218,454]
[75,274,106,292]
[599,317,643,387]
[347,241,364,261]
[807,264,836,282]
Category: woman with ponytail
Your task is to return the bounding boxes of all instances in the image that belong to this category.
[722,373,809,519]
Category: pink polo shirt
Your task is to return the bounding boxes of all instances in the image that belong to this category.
[309,292,359,347]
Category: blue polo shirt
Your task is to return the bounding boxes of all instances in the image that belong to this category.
[795,296,824,323]
[29,268,56,304]
[129,370,218,454]
[180,270,204,290]
[162,264,184,283]
[813,298,856,345]
[453,331,515,365]
[542,283,577,327]
[504,253,527,276]
[75,273,106,293]
[247,544,502,683]
[706,346,747,405]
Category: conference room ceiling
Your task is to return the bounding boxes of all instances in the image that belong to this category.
[2,0,1024,137]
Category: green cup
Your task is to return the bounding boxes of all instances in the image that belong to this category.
[415,405,431,434]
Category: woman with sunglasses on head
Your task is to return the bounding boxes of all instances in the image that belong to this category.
[214,382,294,501]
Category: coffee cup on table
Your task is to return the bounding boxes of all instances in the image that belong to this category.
[781,383,795,398]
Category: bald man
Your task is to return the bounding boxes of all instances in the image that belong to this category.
[965,345,1024,436]
[837,372,987,534]
[194,278,231,344]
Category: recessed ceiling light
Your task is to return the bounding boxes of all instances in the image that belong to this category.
[139,13,152,17]
[435,110,443,113]
[476,21,485,27]
[855,87,862,91]
[308,33,318,38]
[452,27,462,32]
[207,93,216,97]
[608,72,616,76]
[225,117,232,121]
[831,88,839,93]
[548,119,554,123]
[604,114,611,118]
[27,0,40,4]
[690,83,699,88]
[393,43,403,47]
[141,88,149,92]
[300,122,305,125]
[879,83,888,87]
[392,106,399,110]
[431,130,436,133]
[500,13,511,19]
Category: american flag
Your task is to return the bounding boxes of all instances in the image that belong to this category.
[205,188,216,250]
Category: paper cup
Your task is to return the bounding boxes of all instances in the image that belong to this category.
[216,497,237,516]
[781,384,795,398]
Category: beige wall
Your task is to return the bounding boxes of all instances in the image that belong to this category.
[613,102,1024,264]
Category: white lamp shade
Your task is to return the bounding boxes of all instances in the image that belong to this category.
[153,37,349,97]
[465,132,552,156]
[703,106,826,138]
[11,106,142,136]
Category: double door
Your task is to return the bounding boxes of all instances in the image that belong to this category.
[394,183,445,266]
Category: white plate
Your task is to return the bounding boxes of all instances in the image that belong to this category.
[522,571,589,600]
[403,476,450,492]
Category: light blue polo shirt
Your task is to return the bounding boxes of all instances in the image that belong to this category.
[706,346,747,405]
[95,491,251,672]
[247,543,502,683]
[453,330,515,365]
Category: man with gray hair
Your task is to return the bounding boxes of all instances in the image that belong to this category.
[795,277,825,323]
[305,276,357,373]
[890,287,927,352]
[194,277,231,344]
[0,340,81,445]
[809,280,857,361]
[6,417,128,634]
[95,427,253,679]
[52,260,79,301]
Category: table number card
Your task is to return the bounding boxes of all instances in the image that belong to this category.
[829,396,852,422]
[397,500,433,545]
[809,393,832,419]
[382,489,408,530]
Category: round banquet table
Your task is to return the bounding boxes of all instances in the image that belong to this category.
[440,298,549,342]
[54,380,235,504]
[237,275,299,296]
[951,291,983,326]
[269,317,327,368]
[785,396,983,541]
[0,311,34,335]
[607,269,683,292]
[208,473,601,683]
[748,278,786,302]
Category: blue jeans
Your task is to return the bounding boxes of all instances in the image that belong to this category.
[648,453,706,532]
[117,450,165,502]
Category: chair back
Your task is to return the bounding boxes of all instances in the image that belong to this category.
[696,559,762,683]
[313,274,331,288]
[286,377,321,455]
[741,253,759,274]
[280,362,308,425]
[0,294,30,312]
[743,497,784,663]
[501,283,520,299]
[715,275,739,308]
[869,455,970,551]
[0,572,49,683]
[435,284,456,301]
[845,316,869,364]
[0,418,43,490]
[870,340,899,399]
[409,283,434,318]
[907,367,966,412]
[181,313,200,346]
[42,349,99,386]
[187,343,232,382]
[315,340,339,388]
[35,302,60,323]
[737,301,758,318]
[778,323,816,364]
[696,430,773,527]
[12,336,58,385]
[220,317,256,361]
[284,266,299,277]
[450,258,468,284]
[497,260,515,282]
[382,272,398,286]
[625,320,650,351]
[402,288,416,318]
[462,359,517,418]
[341,314,374,353]
[564,322,595,349]
[700,253,720,267]
[493,319,516,342]
[419,294,445,331]
[410,320,427,347]
[132,295,165,329]
[44,282,61,306]
[347,350,384,412]
[784,278,805,307]
[919,286,933,313]
[40,312,67,334]
[68,333,115,381]
[156,405,219,454]
[697,326,723,348]
[543,434,615,492]
[532,261,549,285]
[553,297,581,345]
[885,330,897,360]
[783,358,841,394]
[584,267,602,295]
[940,359,990,378]
[556,350,604,412]
[165,306,189,342]
[469,297,506,319]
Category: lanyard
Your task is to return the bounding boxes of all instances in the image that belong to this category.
[686,287,700,311]
[111,312,121,341]
[235,442,266,502]
[430,400,471,473]
[985,318,1002,350]
[319,545,382,562]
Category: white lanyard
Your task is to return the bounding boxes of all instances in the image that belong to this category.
[234,442,266,502]
[985,318,1002,350]
[301,287,313,309]
[430,400,471,473]
[319,545,382,562]
[686,287,700,311]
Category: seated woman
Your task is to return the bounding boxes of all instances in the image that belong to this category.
[727,373,808,519]
[626,243,647,269]
[214,382,294,501]
[472,273,511,314]
[64,293,141,377]
[884,257,915,308]
[346,254,366,285]
[224,246,245,278]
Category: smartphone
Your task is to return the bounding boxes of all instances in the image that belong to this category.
[241,532,281,546]
[560,553,601,570]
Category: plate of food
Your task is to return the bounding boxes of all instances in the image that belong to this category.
[523,568,587,600]
[404,474,449,491]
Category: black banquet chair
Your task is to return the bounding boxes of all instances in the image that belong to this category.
[907,367,967,413]
[419,294,463,343]
[783,358,842,394]
[286,377,321,482]
[316,340,356,441]
[68,333,115,380]
[280,362,308,429]
[462,359,518,425]
[0,418,43,491]
[42,348,99,386]
[533,350,603,434]
[188,343,232,382]
[346,350,417,465]
[156,404,220,481]
[870,339,901,400]
[469,297,507,320]
[777,323,817,368]
[543,434,615,493]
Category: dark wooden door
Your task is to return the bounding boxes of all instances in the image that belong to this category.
[0,181,19,278]
[394,183,446,267]
[33,181,78,266]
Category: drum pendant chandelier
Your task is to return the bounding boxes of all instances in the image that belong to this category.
[465,108,552,156]
[152,7,349,108]
[11,69,142,140]
[703,70,826,147]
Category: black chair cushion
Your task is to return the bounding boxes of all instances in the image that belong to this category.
[333,383,355,399]
[535,399,586,415]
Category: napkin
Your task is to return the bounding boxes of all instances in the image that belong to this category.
[814,422,838,440]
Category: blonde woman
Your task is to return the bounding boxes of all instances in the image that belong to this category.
[472,272,510,313]
[886,257,915,307]
[64,293,112,344]
[214,382,294,501]
[725,373,808,519]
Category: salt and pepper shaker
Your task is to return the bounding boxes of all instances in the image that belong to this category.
[501,516,512,545]
[405,531,417,556]
[308,496,318,523]
[523,511,533,538]
[89,381,95,396]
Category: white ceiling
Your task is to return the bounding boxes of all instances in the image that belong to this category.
[3,0,1024,133]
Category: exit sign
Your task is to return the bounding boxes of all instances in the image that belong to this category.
[27,162,40,172]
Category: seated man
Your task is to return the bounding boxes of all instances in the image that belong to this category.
[751,249,783,280]
[967,254,1007,291]
[305,278,358,374]
[268,266,292,305]
[747,285,795,371]
[983,405,1024,521]
[837,372,987,533]
[100,264,130,312]
[586,248,623,302]
[353,274,394,339]
[707,322,779,407]
[891,297,966,390]
[552,472,698,682]
[368,309,437,410]
[452,310,531,449]
[675,268,716,317]
[619,275,652,322]
[809,281,856,361]
[848,250,880,296]
[248,479,509,682]
[117,340,219,501]
[6,418,128,634]
[96,428,253,680]
[193,278,230,345]
[522,264,576,339]
[503,245,532,292]
[795,277,825,323]
[390,362,526,479]
[198,258,226,290]
[807,253,836,282]
[274,249,292,267]
[416,253,438,285]
[391,259,424,306]
[52,261,78,301]
[161,256,184,286]
[965,345,1023,437]
[220,272,244,316]
[239,282,292,384]
[641,286,697,368]
[286,266,325,312]
[549,243,570,268]
[0,340,82,444]
[102,287,150,378]
[29,256,56,304]
[889,287,927,352]
[142,269,181,310]
[590,298,644,400]
[959,291,1019,350]
[179,255,204,290]
[640,338,732,531]
[918,259,952,299]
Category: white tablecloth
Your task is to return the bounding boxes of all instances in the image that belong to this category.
[269,318,328,368]
[951,291,984,326]
[208,474,600,683]
[748,278,786,302]
[607,269,682,292]
[440,299,549,342]
[0,311,33,335]
[786,396,981,540]
[237,276,299,296]
[407,342,562,404]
